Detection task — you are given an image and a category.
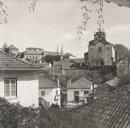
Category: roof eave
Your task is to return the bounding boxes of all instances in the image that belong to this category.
[67,87,91,89]
[0,67,45,71]
[39,86,60,89]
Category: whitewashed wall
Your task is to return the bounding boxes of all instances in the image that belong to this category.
[39,88,60,106]
[67,89,90,103]
[0,70,39,107]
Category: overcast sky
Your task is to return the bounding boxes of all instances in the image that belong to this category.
[0,0,130,57]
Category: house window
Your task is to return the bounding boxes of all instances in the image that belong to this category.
[41,91,45,96]
[98,47,102,53]
[4,78,17,97]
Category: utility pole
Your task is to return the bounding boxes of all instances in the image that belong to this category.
[91,59,95,100]
[92,69,95,100]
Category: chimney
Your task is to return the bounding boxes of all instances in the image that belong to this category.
[67,77,71,88]
[69,78,71,85]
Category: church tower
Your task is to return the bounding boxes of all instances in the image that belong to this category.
[88,30,113,66]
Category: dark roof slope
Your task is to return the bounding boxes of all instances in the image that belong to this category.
[39,77,59,89]
[8,45,19,51]
[0,51,41,70]
[71,85,130,128]
[71,58,84,63]
[67,77,92,89]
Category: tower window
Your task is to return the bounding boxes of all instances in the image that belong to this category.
[98,47,102,53]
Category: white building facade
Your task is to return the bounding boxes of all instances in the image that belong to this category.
[67,77,94,106]
[39,77,61,106]
[0,51,42,107]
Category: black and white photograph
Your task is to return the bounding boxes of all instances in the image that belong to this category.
[0,0,130,128]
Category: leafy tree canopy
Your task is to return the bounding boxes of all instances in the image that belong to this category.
[114,44,129,62]
[43,54,61,65]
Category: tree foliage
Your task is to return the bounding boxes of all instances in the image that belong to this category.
[78,0,104,40]
[43,55,54,65]
[0,98,77,128]
[43,55,61,65]
[54,55,61,61]
[29,0,40,13]
[0,98,38,128]
[2,42,9,53]
[114,44,129,62]
[0,1,8,24]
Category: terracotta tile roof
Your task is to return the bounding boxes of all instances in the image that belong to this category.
[71,85,130,128]
[67,77,92,89]
[39,77,59,89]
[0,51,41,70]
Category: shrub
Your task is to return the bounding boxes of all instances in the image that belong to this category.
[0,98,76,128]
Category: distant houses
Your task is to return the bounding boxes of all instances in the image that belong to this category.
[39,76,61,106]
[0,50,62,107]
[0,40,122,108]
[24,47,44,64]
[23,47,61,65]
[8,44,19,55]
[67,77,96,106]
[1,44,19,57]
